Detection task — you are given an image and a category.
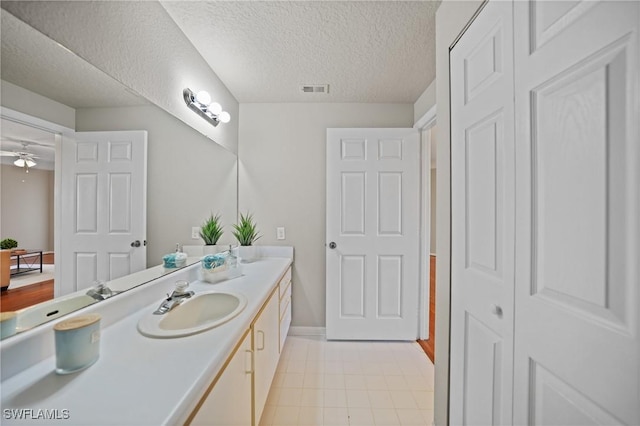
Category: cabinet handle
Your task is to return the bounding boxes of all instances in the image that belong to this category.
[244,349,253,374]
[257,330,265,351]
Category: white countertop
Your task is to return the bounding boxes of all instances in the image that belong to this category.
[0,256,292,425]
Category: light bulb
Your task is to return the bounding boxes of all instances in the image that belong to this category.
[195,90,211,106]
[14,158,25,167]
[26,159,36,168]
[218,111,231,123]
[208,102,222,116]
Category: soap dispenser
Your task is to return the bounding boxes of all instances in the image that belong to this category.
[174,243,187,267]
[227,244,238,269]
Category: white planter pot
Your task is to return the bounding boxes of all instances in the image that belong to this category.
[238,245,258,263]
[202,245,223,255]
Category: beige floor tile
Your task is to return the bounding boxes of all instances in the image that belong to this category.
[367,390,395,409]
[365,375,388,390]
[371,408,401,425]
[282,372,306,388]
[300,388,324,407]
[298,406,324,425]
[263,337,434,426]
[303,373,325,389]
[346,389,371,408]
[390,390,418,409]
[396,409,425,425]
[278,387,304,406]
[412,390,434,410]
[323,407,349,425]
[272,405,300,425]
[324,374,346,389]
[347,407,375,426]
[344,375,367,390]
[323,389,348,407]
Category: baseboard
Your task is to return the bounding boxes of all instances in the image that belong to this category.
[288,326,326,336]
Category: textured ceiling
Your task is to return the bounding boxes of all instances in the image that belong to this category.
[0,9,147,109]
[161,1,440,103]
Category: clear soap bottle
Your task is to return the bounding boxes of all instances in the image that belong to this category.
[227,244,238,269]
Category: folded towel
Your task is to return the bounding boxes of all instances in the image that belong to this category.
[202,253,227,270]
[163,252,187,268]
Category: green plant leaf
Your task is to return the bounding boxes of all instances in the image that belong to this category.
[199,213,224,245]
[232,212,261,246]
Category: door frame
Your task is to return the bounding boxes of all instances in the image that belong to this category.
[1,106,74,297]
[414,104,437,340]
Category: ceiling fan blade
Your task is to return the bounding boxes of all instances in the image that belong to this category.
[0,150,19,157]
[0,137,53,148]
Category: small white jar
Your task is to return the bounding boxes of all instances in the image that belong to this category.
[0,312,17,339]
[54,313,101,375]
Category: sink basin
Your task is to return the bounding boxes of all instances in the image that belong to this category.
[138,291,247,338]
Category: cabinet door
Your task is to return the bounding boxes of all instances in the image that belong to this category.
[253,289,280,425]
[190,332,253,426]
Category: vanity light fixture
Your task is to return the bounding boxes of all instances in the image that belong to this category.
[183,88,231,127]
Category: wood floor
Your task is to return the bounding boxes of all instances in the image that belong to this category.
[417,255,436,363]
[0,280,54,312]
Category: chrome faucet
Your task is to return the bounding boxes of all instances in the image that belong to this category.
[153,280,194,315]
[86,281,113,301]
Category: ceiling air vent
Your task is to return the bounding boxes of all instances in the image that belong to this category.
[300,84,329,94]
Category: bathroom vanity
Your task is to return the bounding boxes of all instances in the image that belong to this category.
[0,247,293,425]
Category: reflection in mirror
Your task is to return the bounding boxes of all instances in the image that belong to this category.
[0,10,238,339]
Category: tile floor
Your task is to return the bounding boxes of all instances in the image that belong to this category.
[259,335,435,426]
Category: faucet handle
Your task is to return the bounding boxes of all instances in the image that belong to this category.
[174,280,189,294]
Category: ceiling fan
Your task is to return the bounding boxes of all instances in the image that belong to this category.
[0,142,39,171]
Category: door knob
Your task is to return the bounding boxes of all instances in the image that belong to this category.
[491,304,503,317]
[131,240,141,248]
[328,242,337,249]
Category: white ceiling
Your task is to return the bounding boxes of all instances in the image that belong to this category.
[0,9,147,109]
[161,1,440,103]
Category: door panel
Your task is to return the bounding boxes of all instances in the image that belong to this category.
[327,128,419,340]
[450,1,515,424]
[60,130,147,293]
[513,1,639,424]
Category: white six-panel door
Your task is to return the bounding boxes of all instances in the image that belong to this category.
[450,1,516,423]
[59,130,147,294]
[512,1,639,424]
[326,128,419,340]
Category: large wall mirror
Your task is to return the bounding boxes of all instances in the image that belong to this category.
[0,9,238,340]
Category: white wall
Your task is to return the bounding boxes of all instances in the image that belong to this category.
[414,79,436,124]
[434,1,484,425]
[238,103,413,328]
[3,1,239,154]
[1,80,75,129]
[76,105,237,268]
[0,165,54,251]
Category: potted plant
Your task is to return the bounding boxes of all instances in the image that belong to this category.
[232,212,261,263]
[199,214,224,254]
[0,238,19,253]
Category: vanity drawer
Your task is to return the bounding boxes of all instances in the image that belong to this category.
[279,297,291,352]
[280,280,292,320]
[278,267,292,299]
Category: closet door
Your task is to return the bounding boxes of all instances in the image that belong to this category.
[513,1,640,424]
[450,1,516,424]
